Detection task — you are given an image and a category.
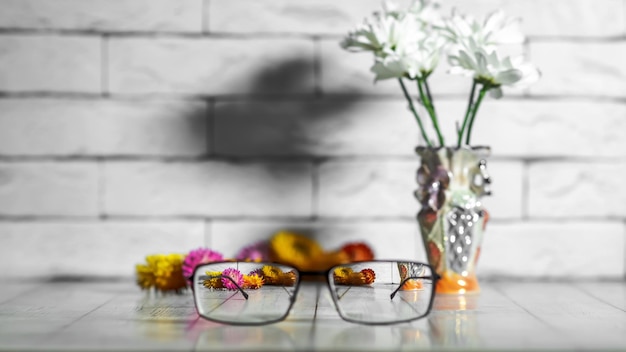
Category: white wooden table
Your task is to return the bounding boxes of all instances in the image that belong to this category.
[1,280,625,351]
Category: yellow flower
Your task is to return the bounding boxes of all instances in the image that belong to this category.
[332,267,375,286]
[135,254,187,292]
[203,271,224,289]
[243,274,264,289]
[135,264,155,289]
[333,267,353,285]
[261,265,282,285]
[333,267,354,278]
[268,231,324,271]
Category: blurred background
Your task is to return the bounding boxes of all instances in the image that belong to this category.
[0,0,624,280]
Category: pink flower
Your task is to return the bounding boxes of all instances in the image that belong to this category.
[235,241,269,262]
[221,268,244,290]
[182,248,224,279]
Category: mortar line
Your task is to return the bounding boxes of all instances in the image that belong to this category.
[101,34,109,96]
[202,0,209,34]
[521,159,529,220]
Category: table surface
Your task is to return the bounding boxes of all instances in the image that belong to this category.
[1,279,625,351]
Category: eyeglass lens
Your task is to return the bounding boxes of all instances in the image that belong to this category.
[192,261,434,325]
[193,262,300,324]
[329,261,435,324]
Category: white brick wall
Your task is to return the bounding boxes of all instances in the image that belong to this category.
[0,99,208,156]
[0,35,101,93]
[0,0,624,279]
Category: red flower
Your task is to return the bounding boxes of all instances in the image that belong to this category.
[341,242,375,262]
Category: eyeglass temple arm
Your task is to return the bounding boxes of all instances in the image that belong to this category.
[389,274,440,300]
[217,275,249,300]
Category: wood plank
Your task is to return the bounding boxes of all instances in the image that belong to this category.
[495,281,626,349]
[428,284,573,350]
[574,281,626,312]
[1,280,626,351]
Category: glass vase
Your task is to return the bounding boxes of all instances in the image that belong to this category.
[415,146,491,294]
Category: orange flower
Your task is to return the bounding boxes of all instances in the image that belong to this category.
[360,268,376,284]
[341,242,375,262]
[243,274,264,289]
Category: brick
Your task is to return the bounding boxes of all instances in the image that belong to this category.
[0,221,205,278]
[435,99,626,158]
[0,35,100,93]
[0,162,98,216]
[214,99,418,157]
[0,0,203,32]
[209,220,424,261]
[529,41,626,97]
[504,0,625,38]
[318,160,417,218]
[480,221,625,278]
[440,0,625,38]
[0,98,208,156]
[480,161,524,220]
[528,162,626,218]
[103,161,313,217]
[207,0,411,35]
[318,159,522,220]
[108,38,315,95]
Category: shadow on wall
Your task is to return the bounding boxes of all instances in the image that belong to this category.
[212,57,363,157]
[206,56,371,252]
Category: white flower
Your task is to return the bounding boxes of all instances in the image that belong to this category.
[340,10,418,56]
[386,0,443,28]
[448,39,540,97]
[440,9,524,50]
[370,33,443,80]
[341,1,445,81]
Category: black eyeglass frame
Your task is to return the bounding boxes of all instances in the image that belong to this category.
[189,260,440,326]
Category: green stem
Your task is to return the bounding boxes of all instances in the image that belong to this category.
[465,86,488,146]
[417,79,444,146]
[457,81,477,148]
[398,78,432,147]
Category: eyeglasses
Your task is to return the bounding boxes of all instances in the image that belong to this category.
[190,260,439,325]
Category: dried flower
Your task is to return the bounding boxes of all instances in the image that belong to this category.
[182,248,224,279]
[135,264,155,289]
[260,265,296,286]
[221,268,244,291]
[360,268,376,285]
[261,265,281,280]
[243,274,264,289]
[268,231,324,271]
[203,271,225,289]
[341,242,375,262]
[135,254,187,293]
[333,267,376,286]
[236,241,269,262]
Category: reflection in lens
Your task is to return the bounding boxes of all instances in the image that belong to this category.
[193,262,299,324]
[329,261,435,324]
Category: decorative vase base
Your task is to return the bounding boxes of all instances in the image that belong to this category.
[436,271,480,295]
